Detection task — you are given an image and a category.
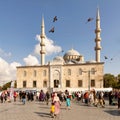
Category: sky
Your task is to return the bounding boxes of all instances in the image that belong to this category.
[0,0,120,85]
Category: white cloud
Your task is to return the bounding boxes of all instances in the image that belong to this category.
[23,54,39,66]
[0,48,12,58]
[34,35,62,56]
[0,34,62,85]
[0,57,21,85]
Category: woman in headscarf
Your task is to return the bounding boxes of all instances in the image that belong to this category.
[53,92,61,116]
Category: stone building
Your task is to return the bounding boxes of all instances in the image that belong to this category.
[17,8,104,92]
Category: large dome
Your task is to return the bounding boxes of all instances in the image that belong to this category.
[63,48,81,62]
[64,48,80,56]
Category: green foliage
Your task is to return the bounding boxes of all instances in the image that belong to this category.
[2,81,11,90]
[104,73,120,89]
[103,74,115,87]
[1,80,17,90]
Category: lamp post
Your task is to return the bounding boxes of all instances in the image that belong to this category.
[88,70,91,91]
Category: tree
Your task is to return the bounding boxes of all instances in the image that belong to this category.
[117,74,120,83]
[115,74,120,89]
[2,81,11,90]
[103,74,116,88]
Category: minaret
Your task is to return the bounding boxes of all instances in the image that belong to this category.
[40,16,46,65]
[94,8,102,62]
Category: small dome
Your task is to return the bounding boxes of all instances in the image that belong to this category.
[53,56,64,62]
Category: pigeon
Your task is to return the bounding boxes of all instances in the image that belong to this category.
[49,27,54,33]
[104,56,108,59]
[110,58,113,61]
[53,16,58,22]
[86,17,94,23]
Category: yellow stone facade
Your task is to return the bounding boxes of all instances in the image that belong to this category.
[17,62,104,92]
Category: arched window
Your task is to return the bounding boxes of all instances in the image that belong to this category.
[79,68,82,75]
[34,70,37,77]
[23,71,27,77]
[68,69,71,75]
[43,70,47,76]
[91,68,96,75]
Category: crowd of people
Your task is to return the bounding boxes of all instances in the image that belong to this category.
[0,89,120,118]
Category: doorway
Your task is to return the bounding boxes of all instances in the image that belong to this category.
[54,80,59,88]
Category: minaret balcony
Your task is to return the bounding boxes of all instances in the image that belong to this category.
[40,35,45,38]
[95,38,101,42]
[40,43,45,46]
[95,29,101,33]
[40,51,45,54]
[94,47,102,50]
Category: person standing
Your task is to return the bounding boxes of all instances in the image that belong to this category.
[50,102,55,118]
[84,91,89,105]
[66,95,71,110]
[45,91,50,105]
[109,91,113,105]
[13,91,17,102]
[53,93,61,118]
[22,91,26,105]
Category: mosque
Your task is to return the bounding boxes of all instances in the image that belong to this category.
[17,8,104,92]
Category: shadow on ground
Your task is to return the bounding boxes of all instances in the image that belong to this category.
[35,112,51,118]
[104,109,120,116]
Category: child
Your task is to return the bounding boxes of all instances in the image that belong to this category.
[50,102,55,118]
[66,95,71,110]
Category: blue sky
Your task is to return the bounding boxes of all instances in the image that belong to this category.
[0,0,120,84]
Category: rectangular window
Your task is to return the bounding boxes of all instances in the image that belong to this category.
[66,80,70,87]
[23,81,26,88]
[78,80,82,87]
[91,79,95,87]
[33,81,37,87]
[43,81,47,88]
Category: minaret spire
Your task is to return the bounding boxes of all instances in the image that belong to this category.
[40,16,46,65]
[94,7,102,62]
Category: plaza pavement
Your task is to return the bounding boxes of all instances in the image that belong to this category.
[0,99,120,120]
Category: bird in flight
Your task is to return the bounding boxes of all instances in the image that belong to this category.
[104,56,108,59]
[53,16,58,22]
[110,58,113,61]
[86,17,94,23]
[104,56,114,61]
[49,27,55,33]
